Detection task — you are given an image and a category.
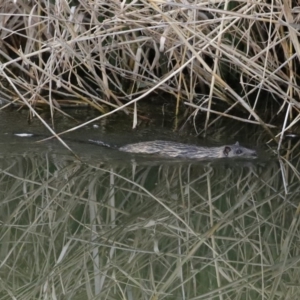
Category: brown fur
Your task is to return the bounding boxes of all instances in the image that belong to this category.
[120,141,257,159]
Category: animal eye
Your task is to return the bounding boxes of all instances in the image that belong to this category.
[236,149,242,154]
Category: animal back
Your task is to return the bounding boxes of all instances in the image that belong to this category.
[119,141,223,158]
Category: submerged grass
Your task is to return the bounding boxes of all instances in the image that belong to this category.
[0,0,300,139]
[1,151,300,299]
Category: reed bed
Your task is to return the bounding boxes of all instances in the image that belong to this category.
[0,0,299,137]
[0,150,300,299]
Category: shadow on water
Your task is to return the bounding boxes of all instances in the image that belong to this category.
[0,143,300,299]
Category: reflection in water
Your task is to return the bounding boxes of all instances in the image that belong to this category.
[0,152,299,300]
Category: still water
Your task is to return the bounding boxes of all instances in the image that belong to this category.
[0,110,299,300]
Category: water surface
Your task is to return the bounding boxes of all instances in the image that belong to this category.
[0,109,299,300]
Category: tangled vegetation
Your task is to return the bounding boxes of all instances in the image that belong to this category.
[1,152,300,300]
[0,0,299,139]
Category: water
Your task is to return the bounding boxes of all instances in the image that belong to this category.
[0,109,299,300]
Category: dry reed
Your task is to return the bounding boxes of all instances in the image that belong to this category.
[0,0,299,138]
[0,151,299,299]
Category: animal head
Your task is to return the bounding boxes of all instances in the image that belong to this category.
[222,142,257,158]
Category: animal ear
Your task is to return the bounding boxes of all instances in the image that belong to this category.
[223,146,231,157]
[235,141,239,146]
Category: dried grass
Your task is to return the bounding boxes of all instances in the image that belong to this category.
[0,0,299,137]
[1,152,300,299]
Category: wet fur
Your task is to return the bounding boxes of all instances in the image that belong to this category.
[119,141,257,159]
[16,134,256,159]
